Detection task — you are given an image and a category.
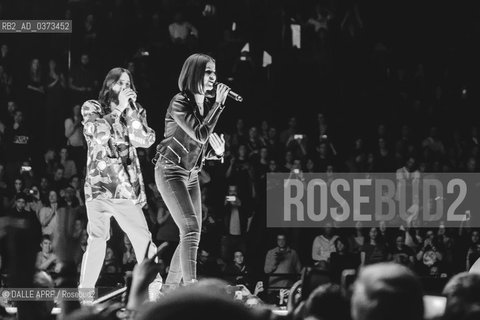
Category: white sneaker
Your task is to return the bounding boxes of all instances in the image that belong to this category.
[148,274,164,302]
[79,294,95,306]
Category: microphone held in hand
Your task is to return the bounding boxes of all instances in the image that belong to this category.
[214,82,243,102]
[129,98,138,111]
[227,89,243,102]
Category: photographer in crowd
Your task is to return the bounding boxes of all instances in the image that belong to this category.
[264,233,302,288]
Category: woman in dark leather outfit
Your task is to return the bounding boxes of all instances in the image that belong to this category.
[154,53,230,287]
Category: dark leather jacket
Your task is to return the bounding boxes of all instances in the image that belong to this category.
[154,91,224,171]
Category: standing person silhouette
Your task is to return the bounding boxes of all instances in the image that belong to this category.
[154,53,229,288]
[79,67,158,289]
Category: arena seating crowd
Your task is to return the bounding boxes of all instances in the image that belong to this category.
[2,0,480,319]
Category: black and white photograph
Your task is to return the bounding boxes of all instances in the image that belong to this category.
[1,1,480,319]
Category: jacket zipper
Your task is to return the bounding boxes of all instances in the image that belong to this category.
[167,146,181,163]
[206,102,224,123]
[190,144,206,172]
[192,103,213,171]
[179,93,209,170]
[173,137,188,153]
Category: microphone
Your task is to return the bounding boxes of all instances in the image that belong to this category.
[214,82,243,102]
[128,98,138,111]
[228,90,243,102]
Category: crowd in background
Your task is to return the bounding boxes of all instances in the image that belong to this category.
[2,0,480,307]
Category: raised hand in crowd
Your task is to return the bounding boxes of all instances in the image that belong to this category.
[127,241,168,311]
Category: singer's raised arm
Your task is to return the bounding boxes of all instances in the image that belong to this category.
[125,103,156,148]
[170,93,225,144]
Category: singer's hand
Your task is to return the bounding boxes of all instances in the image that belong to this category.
[215,83,230,105]
[118,88,137,112]
[209,133,225,156]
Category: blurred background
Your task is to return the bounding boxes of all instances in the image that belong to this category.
[1,0,480,300]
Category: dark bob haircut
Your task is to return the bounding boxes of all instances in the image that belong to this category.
[178,53,215,95]
[98,67,136,113]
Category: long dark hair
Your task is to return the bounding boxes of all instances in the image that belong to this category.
[98,67,136,114]
[46,189,66,208]
[178,53,215,95]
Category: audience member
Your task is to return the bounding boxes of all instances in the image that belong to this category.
[442,272,480,320]
[351,263,424,320]
[64,104,86,172]
[45,58,66,147]
[312,223,338,268]
[360,227,390,266]
[3,110,31,183]
[59,147,77,179]
[303,283,350,320]
[197,248,222,279]
[220,185,249,262]
[35,234,59,274]
[122,234,137,273]
[137,284,264,320]
[223,250,252,288]
[36,190,60,237]
[168,11,199,46]
[264,233,302,288]
[68,53,98,104]
[329,237,360,283]
[416,229,444,276]
[390,233,415,269]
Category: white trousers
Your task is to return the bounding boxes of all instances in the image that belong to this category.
[79,199,157,288]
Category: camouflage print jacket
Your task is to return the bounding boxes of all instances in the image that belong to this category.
[81,100,155,207]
